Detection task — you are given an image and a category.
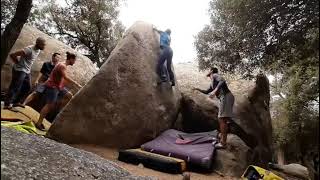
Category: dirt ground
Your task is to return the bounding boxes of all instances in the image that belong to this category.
[72,144,238,180]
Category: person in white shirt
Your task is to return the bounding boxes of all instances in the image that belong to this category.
[4,37,46,109]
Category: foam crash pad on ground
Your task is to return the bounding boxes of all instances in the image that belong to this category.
[118,148,186,174]
[1,121,46,136]
[141,129,218,171]
[1,106,51,131]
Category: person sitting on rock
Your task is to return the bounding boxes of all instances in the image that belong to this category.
[35,52,82,129]
[4,37,46,109]
[23,52,61,106]
[193,67,234,148]
[153,26,175,86]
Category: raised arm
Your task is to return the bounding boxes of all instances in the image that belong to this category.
[152,26,163,34]
[193,86,214,94]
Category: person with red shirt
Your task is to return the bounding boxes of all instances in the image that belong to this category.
[35,52,81,129]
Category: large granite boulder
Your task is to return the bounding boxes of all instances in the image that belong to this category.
[175,71,273,167]
[47,21,181,148]
[179,92,219,132]
[175,62,254,134]
[1,25,98,95]
[233,74,273,166]
[1,127,154,180]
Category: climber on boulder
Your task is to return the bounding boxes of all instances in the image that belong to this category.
[193,67,234,148]
[153,26,175,86]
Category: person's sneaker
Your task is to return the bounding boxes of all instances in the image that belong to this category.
[35,123,45,130]
[12,103,25,108]
[3,105,12,110]
[215,142,226,149]
[212,141,217,146]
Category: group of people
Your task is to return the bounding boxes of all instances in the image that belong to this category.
[154,27,234,149]
[4,37,81,129]
[4,28,234,148]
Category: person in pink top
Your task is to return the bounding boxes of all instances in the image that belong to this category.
[36,52,81,129]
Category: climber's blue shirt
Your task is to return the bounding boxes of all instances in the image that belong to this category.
[160,32,171,48]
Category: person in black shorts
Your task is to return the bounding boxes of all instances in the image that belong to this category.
[22,53,61,106]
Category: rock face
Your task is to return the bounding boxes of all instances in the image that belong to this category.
[213,134,252,177]
[1,127,154,180]
[1,25,98,95]
[269,163,310,180]
[233,74,273,166]
[47,21,181,148]
[175,72,273,167]
[180,92,219,133]
[175,62,255,134]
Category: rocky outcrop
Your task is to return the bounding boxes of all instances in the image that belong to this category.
[213,134,252,177]
[1,25,97,95]
[233,74,273,166]
[1,127,154,180]
[179,92,219,132]
[176,72,273,167]
[47,21,181,148]
[1,25,98,120]
[269,163,310,180]
[175,62,255,135]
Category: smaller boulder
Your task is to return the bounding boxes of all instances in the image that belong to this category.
[1,127,154,180]
[212,134,253,177]
[269,163,310,180]
[179,92,219,132]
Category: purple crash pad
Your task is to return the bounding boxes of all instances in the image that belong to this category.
[141,129,218,170]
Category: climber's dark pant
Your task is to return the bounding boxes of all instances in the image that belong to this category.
[157,46,174,82]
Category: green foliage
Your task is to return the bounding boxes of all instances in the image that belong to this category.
[46,0,125,67]
[195,0,319,77]
[196,0,319,162]
[1,0,18,31]
[1,0,125,67]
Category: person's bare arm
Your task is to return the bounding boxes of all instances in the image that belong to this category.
[61,68,82,88]
[34,72,43,86]
[10,50,26,64]
[192,86,214,94]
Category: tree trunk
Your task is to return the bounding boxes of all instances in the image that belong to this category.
[1,0,33,68]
